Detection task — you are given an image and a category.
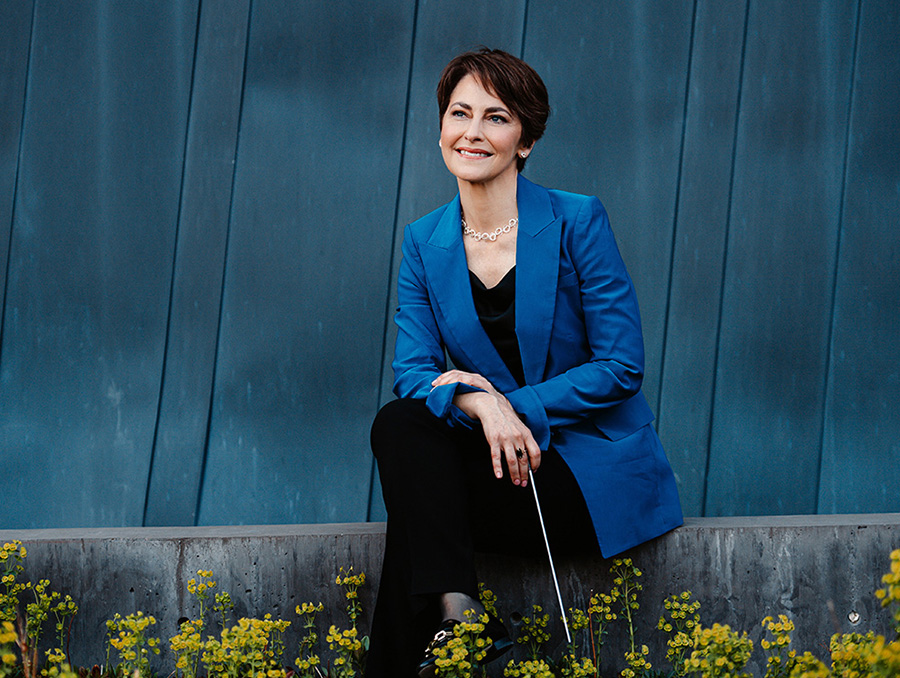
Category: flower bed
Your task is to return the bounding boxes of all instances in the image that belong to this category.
[2,538,899,677]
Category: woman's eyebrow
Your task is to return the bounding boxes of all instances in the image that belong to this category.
[448,101,511,115]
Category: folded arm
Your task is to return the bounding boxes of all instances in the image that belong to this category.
[505,196,646,448]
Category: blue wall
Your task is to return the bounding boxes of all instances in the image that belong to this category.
[1,0,897,528]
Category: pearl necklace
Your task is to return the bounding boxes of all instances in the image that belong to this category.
[461,217,518,242]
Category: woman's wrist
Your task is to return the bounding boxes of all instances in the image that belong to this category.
[453,390,496,420]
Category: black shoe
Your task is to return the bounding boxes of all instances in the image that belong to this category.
[417,614,512,678]
[417,618,457,678]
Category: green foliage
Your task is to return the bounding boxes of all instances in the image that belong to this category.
[556,652,595,678]
[0,621,18,678]
[684,623,753,678]
[504,657,555,677]
[788,651,831,678]
[327,566,368,676]
[201,615,289,678]
[586,587,617,673]
[558,607,592,677]
[517,605,551,661]
[2,541,900,678]
[760,614,798,678]
[433,611,492,678]
[479,583,500,620]
[335,567,366,629]
[170,617,203,678]
[1,541,76,678]
[295,601,325,677]
[657,591,701,676]
[610,558,653,677]
[105,610,161,677]
[0,542,27,623]
[874,548,900,638]
[828,631,900,678]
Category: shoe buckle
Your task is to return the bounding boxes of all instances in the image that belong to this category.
[427,628,454,650]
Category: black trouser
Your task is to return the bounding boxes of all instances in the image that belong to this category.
[365,398,598,678]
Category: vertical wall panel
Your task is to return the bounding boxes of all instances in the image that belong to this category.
[656,1,747,516]
[143,0,251,526]
[0,1,32,325]
[524,1,694,411]
[371,0,528,521]
[199,0,414,525]
[705,1,858,515]
[819,0,900,513]
[0,2,197,527]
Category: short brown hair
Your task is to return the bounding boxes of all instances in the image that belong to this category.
[437,48,549,171]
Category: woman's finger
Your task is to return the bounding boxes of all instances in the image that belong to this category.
[514,446,530,486]
[431,369,474,386]
[504,445,525,486]
[490,440,504,480]
[430,370,460,387]
[525,436,542,472]
[432,370,496,393]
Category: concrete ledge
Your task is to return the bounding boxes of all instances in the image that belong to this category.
[2,515,899,675]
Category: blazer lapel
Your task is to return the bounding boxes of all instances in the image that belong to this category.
[418,195,517,390]
[515,174,562,385]
[418,176,561,390]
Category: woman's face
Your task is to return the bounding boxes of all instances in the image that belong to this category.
[439,74,530,187]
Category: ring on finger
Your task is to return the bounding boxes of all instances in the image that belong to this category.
[515,448,524,459]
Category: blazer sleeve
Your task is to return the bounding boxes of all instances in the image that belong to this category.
[505,196,646,448]
[391,227,483,428]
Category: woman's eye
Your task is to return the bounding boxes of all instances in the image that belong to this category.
[488,115,508,124]
[450,110,467,118]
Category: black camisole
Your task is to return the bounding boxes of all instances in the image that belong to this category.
[468,266,526,387]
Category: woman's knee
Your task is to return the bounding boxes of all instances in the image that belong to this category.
[370,398,433,460]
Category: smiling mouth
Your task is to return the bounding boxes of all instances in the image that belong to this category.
[456,148,491,159]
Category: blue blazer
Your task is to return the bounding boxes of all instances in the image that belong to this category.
[392,174,682,556]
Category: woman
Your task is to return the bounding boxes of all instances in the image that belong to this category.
[367,48,682,677]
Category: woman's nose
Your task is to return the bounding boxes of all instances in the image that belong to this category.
[464,119,483,141]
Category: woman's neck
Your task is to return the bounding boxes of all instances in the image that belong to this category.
[457,172,519,233]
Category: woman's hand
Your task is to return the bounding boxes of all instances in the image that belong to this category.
[432,369,500,395]
[432,370,542,485]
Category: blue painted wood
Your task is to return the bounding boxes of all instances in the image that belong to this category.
[656,1,748,517]
[705,0,858,516]
[143,0,251,526]
[1,1,898,527]
[524,1,695,412]
[819,0,900,514]
[0,1,196,527]
[199,0,414,526]
[371,0,528,521]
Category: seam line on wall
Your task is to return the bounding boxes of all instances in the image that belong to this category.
[702,0,751,516]
[815,0,862,514]
[0,0,37,375]
[143,0,204,527]
[367,0,420,522]
[656,0,698,429]
[195,0,254,525]
[519,0,529,57]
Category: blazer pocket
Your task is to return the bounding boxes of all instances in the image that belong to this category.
[591,393,655,441]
